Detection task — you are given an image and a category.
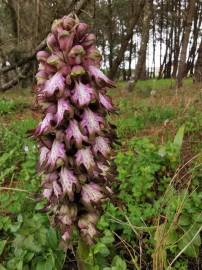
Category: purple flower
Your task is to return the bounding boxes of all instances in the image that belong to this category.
[75,147,95,173]
[55,98,73,126]
[78,213,98,244]
[46,139,66,170]
[34,14,116,245]
[71,81,96,107]
[53,180,62,198]
[47,33,59,52]
[82,33,96,48]
[68,45,85,65]
[87,65,115,87]
[65,120,87,148]
[60,167,80,201]
[92,136,110,158]
[57,29,74,53]
[35,113,55,136]
[43,72,65,97]
[36,51,50,62]
[39,146,50,168]
[70,65,86,78]
[99,93,114,112]
[35,70,48,85]
[81,108,104,137]
[81,183,104,209]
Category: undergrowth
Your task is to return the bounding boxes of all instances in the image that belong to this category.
[0,82,201,269]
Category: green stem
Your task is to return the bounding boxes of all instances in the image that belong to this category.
[76,238,90,270]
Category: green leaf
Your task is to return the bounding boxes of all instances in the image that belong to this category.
[47,228,58,249]
[36,261,46,270]
[112,256,127,270]
[94,243,110,257]
[179,215,191,226]
[0,240,7,256]
[174,125,185,149]
[0,264,6,270]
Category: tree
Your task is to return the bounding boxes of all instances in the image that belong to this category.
[133,0,153,84]
[176,0,196,87]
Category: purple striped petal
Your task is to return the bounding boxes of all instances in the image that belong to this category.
[92,136,110,158]
[81,183,104,208]
[35,113,55,136]
[58,29,74,53]
[55,98,73,126]
[47,33,59,52]
[71,81,96,107]
[43,188,53,200]
[65,120,87,148]
[81,108,104,137]
[43,72,65,97]
[39,146,50,167]
[99,93,114,112]
[53,180,62,198]
[87,65,114,87]
[75,147,95,172]
[60,167,80,201]
[47,139,66,170]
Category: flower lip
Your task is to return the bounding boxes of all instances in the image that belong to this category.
[71,80,96,108]
[65,119,88,148]
[81,108,104,137]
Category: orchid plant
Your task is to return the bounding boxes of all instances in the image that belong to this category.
[34,14,116,246]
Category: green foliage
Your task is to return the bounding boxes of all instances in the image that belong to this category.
[0,99,27,115]
[0,83,202,269]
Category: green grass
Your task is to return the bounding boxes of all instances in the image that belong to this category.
[0,79,202,269]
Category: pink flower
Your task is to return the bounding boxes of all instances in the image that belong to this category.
[75,147,95,173]
[53,180,62,198]
[65,120,87,148]
[60,167,80,201]
[99,93,114,112]
[81,108,104,137]
[39,146,50,168]
[43,72,65,97]
[71,81,96,107]
[57,29,74,53]
[82,33,96,47]
[92,136,111,158]
[87,65,115,87]
[55,98,73,126]
[35,113,55,136]
[68,45,85,65]
[46,139,66,170]
[47,33,59,52]
[36,51,50,62]
[35,70,48,85]
[81,183,104,209]
[70,65,86,77]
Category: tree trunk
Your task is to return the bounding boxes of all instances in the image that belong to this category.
[108,0,146,79]
[133,0,152,84]
[176,0,196,88]
[194,41,202,83]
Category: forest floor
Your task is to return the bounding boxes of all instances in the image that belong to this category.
[0,79,202,269]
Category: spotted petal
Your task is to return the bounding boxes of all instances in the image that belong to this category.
[43,72,65,97]
[55,98,73,126]
[87,65,114,88]
[60,167,80,201]
[39,146,50,167]
[65,120,88,148]
[81,108,104,137]
[71,81,96,107]
[92,136,110,158]
[35,113,55,136]
[46,139,66,170]
[81,183,104,209]
[75,147,95,173]
[99,93,114,112]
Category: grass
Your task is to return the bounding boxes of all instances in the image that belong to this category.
[0,79,202,269]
